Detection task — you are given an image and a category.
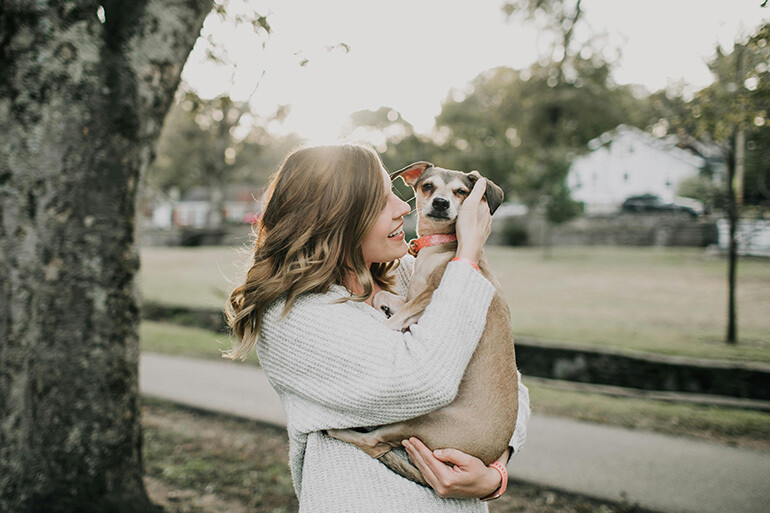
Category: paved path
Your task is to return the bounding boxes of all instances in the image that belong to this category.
[140,352,770,513]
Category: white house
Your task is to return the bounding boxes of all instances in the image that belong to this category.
[567,125,719,215]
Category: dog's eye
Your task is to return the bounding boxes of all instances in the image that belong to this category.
[455,189,469,196]
[421,183,434,194]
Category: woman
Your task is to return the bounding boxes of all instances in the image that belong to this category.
[224,144,530,512]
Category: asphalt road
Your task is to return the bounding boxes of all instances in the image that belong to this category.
[140,352,770,513]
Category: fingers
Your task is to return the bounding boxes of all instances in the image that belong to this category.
[432,447,474,467]
[403,439,497,499]
[477,196,493,220]
[405,437,462,488]
[410,437,454,475]
[465,177,487,206]
[403,438,441,488]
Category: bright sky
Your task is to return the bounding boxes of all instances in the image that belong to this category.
[182,0,769,144]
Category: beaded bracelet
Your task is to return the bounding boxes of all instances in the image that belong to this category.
[450,256,480,272]
[479,460,508,502]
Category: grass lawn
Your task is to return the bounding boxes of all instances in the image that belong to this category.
[140,321,770,451]
[527,383,770,451]
[139,320,254,364]
[142,399,650,513]
[139,244,770,362]
[487,246,770,362]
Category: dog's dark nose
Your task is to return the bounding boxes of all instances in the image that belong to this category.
[432,197,449,211]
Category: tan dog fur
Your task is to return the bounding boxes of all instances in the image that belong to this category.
[325,162,518,487]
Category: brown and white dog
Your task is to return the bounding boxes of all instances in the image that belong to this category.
[325,162,518,487]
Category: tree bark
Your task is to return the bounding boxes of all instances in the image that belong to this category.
[0,1,212,511]
[725,42,747,346]
[726,133,738,344]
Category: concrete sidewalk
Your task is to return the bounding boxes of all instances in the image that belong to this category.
[140,352,770,513]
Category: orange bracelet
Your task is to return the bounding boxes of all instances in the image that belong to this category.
[479,460,508,502]
[450,256,480,272]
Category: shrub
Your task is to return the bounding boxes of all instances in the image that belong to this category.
[501,218,529,246]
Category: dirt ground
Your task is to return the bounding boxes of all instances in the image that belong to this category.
[141,399,655,513]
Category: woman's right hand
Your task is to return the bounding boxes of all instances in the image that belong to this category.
[455,177,493,263]
[402,437,504,499]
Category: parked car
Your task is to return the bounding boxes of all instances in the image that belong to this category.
[621,194,699,217]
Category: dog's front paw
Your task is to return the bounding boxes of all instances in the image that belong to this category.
[384,313,411,332]
[373,291,405,319]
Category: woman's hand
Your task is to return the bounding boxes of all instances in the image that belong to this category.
[455,177,493,263]
[402,437,506,499]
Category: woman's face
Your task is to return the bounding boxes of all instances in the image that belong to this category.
[361,167,411,264]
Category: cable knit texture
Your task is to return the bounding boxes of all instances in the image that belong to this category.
[256,255,531,512]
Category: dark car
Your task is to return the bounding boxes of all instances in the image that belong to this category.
[621,194,698,217]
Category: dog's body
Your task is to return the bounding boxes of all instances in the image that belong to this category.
[326,162,518,486]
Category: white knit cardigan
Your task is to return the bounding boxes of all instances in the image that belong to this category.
[256,255,531,512]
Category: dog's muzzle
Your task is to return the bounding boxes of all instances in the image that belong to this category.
[432,197,449,211]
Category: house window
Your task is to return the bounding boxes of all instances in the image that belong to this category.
[623,173,629,182]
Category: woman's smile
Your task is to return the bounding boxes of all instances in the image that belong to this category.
[360,167,411,264]
[387,223,404,240]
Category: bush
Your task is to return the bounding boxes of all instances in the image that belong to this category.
[677,175,724,213]
[501,218,529,246]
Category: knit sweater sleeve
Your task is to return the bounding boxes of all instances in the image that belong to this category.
[256,260,495,429]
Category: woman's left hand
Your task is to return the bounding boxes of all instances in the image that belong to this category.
[402,437,503,499]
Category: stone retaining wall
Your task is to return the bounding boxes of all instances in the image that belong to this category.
[515,336,770,400]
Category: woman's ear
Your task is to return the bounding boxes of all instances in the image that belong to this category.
[390,161,433,187]
[467,171,505,215]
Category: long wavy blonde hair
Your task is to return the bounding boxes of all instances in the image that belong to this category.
[223,144,399,360]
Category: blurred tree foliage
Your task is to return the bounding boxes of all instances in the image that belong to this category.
[691,23,769,211]
[147,89,300,202]
[645,23,769,212]
[373,0,648,231]
[149,3,767,230]
[431,60,636,203]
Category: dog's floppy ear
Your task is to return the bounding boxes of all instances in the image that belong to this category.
[467,171,504,215]
[390,161,433,187]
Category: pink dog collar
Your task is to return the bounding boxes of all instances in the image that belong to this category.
[408,234,458,256]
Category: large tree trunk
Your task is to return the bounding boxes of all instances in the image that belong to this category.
[0,1,212,511]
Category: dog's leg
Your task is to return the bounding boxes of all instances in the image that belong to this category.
[378,451,429,487]
[384,288,433,331]
[326,424,432,487]
[373,290,406,319]
[324,428,396,459]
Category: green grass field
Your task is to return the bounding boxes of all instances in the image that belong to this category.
[139,245,770,362]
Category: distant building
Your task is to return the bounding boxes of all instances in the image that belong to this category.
[567,125,725,215]
[139,183,265,229]
[716,219,770,257]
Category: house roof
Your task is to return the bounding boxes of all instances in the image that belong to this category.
[663,131,726,163]
[585,125,708,169]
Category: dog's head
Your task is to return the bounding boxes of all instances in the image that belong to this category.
[391,161,504,235]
